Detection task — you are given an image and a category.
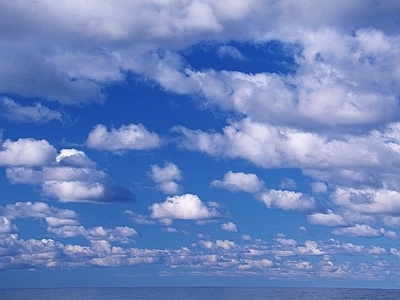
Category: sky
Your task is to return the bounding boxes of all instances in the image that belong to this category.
[1,0,400,289]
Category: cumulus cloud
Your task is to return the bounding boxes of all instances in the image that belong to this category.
[332,187,400,215]
[3,141,134,203]
[149,194,221,220]
[260,189,315,212]
[0,138,57,167]
[149,163,183,194]
[86,124,162,152]
[0,97,63,123]
[332,224,398,239]
[307,210,347,227]
[2,202,79,223]
[221,222,238,232]
[211,171,265,194]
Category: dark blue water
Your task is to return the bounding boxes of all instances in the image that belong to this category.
[1,287,399,300]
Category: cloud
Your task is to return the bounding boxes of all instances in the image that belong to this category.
[175,117,400,188]
[0,216,18,235]
[260,189,315,212]
[307,210,347,227]
[149,163,183,194]
[2,202,79,224]
[311,182,328,194]
[332,224,398,239]
[217,45,248,60]
[124,210,156,225]
[48,225,138,242]
[4,145,135,203]
[149,194,221,220]
[0,97,63,123]
[332,187,400,215]
[86,124,162,152]
[0,138,57,167]
[221,222,238,232]
[211,171,265,193]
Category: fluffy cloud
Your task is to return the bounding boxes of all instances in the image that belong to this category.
[4,144,134,203]
[332,224,398,239]
[149,194,221,220]
[0,97,62,123]
[149,163,183,194]
[307,210,347,227]
[221,222,238,232]
[211,171,265,193]
[260,189,315,212]
[2,202,79,224]
[0,138,57,167]
[332,187,400,215]
[86,124,162,152]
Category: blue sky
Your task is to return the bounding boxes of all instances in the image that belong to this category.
[1,0,400,289]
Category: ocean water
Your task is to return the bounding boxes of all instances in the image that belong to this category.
[1,287,400,300]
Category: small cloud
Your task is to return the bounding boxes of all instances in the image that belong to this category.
[0,97,63,124]
[124,210,156,225]
[211,171,265,194]
[307,210,347,227]
[311,182,328,194]
[217,45,248,61]
[221,221,238,232]
[279,178,296,189]
[332,224,397,238]
[149,194,221,220]
[259,189,315,212]
[149,163,183,194]
[86,124,162,152]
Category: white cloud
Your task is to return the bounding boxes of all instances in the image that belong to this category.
[0,217,18,234]
[307,210,347,227]
[0,138,57,167]
[4,146,134,203]
[2,202,79,223]
[311,182,328,194]
[124,210,156,225]
[0,97,62,123]
[221,222,238,232]
[86,124,162,152]
[211,171,265,194]
[217,45,248,60]
[260,189,315,212]
[149,163,183,194]
[149,194,221,220]
[332,224,397,239]
[150,163,182,183]
[332,187,400,215]
[42,181,105,203]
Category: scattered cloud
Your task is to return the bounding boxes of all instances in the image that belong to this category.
[86,124,162,152]
[149,194,222,221]
[149,163,183,194]
[211,171,265,194]
[0,97,63,124]
[3,142,134,203]
[307,210,347,227]
[221,222,238,232]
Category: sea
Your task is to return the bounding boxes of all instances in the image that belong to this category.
[1,287,400,300]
